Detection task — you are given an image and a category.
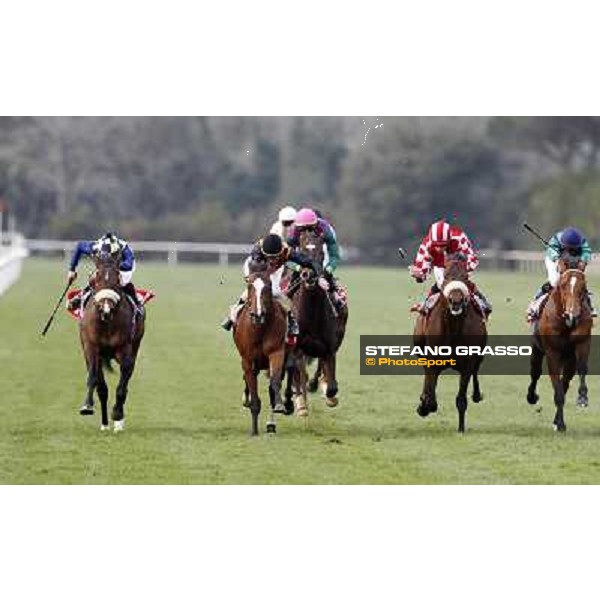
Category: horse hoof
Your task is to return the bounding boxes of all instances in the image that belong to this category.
[266,423,277,434]
[416,404,429,418]
[552,423,566,433]
[100,424,110,432]
[472,394,484,404]
[113,420,125,432]
[577,396,589,408]
[307,380,318,393]
[79,405,94,416]
[527,392,539,405]
[296,407,309,418]
[325,397,338,408]
[284,400,295,415]
[273,402,286,414]
[429,402,438,414]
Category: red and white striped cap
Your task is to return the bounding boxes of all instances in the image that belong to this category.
[429,221,451,245]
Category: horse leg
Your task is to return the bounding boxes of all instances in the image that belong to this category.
[244,362,261,436]
[268,350,286,427]
[417,369,439,417]
[308,359,322,394]
[456,370,471,434]
[283,354,296,415]
[322,355,339,407]
[294,353,309,417]
[527,344,544,405]
[97,361,109,430]
[471,359,484,403]
[561,353,576,399]
[80,344,99,416]
[547,353,566,432]
[575,339,591,408]
[112,353,134,432]
[242,377,250,408]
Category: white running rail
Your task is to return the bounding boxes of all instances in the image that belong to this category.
[0,234,29,296]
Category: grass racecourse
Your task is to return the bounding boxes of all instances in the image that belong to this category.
[1,258,599,484]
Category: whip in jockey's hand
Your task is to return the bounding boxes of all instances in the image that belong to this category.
[67,270,77,285]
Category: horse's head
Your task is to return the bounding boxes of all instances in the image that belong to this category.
[557,258,587,328]
[92,252,122,320]
[442,254,470,317]
[298,227,324,288]
[247,272,273,326]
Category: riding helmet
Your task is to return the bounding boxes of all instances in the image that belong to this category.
[260,234,283,257]
[560,227,584,250]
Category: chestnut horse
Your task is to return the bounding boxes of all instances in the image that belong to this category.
[413,254,487,433]
[79,253,145,431]
[527,257,593,432]
[233,270,290,435]
[292,228,348,407]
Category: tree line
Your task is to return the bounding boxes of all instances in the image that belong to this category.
[1,116,599,262]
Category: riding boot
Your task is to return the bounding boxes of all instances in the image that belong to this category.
[527,282,553,322]
[122,282,141,307]
[535,281,552,299]
[475,290,493,316]
[587,291,598,318]
[221,297,244,331]
[287,311,300,336]
[68,285,90,311]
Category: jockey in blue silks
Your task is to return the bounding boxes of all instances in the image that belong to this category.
[527,227,596,321]
[67,232,141,310]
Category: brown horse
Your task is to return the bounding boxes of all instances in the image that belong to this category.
[527,257,593,432]
[292,228,348,407]
[233,270,291,435]
[413,254,487,433]
[79,253,145,431]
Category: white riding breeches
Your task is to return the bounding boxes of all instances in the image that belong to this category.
[433,267,445,288]
[120,263,135,286]
[545,257,560,287]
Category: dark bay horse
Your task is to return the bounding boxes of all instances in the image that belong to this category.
[233,270,290,435]
[79,253,145,431]
[413,254,487,433]
[527,257,593,432]
[292,229,348,407]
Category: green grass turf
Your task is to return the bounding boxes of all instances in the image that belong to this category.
[0,258,599,484]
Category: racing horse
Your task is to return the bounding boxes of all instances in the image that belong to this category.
[234,269,290,435]
[413,254,488,433]
[526,256,593,432]
[79,252,145,431]
[291,228,348,407]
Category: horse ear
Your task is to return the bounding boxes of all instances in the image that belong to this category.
[579,260,587,272]
[557,259,568,274]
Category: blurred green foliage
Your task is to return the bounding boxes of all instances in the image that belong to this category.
[1,116,599,258]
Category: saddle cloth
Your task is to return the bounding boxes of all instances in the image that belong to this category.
[66,288,155,321]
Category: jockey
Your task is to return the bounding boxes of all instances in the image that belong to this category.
[220,233,316,333]
[527,227,596,320]
[409,220,492,316]
[270,206,297,240]
[287,208,341,290]
[67,232,141,311]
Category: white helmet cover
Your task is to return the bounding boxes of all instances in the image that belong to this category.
[278,206,297,223]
